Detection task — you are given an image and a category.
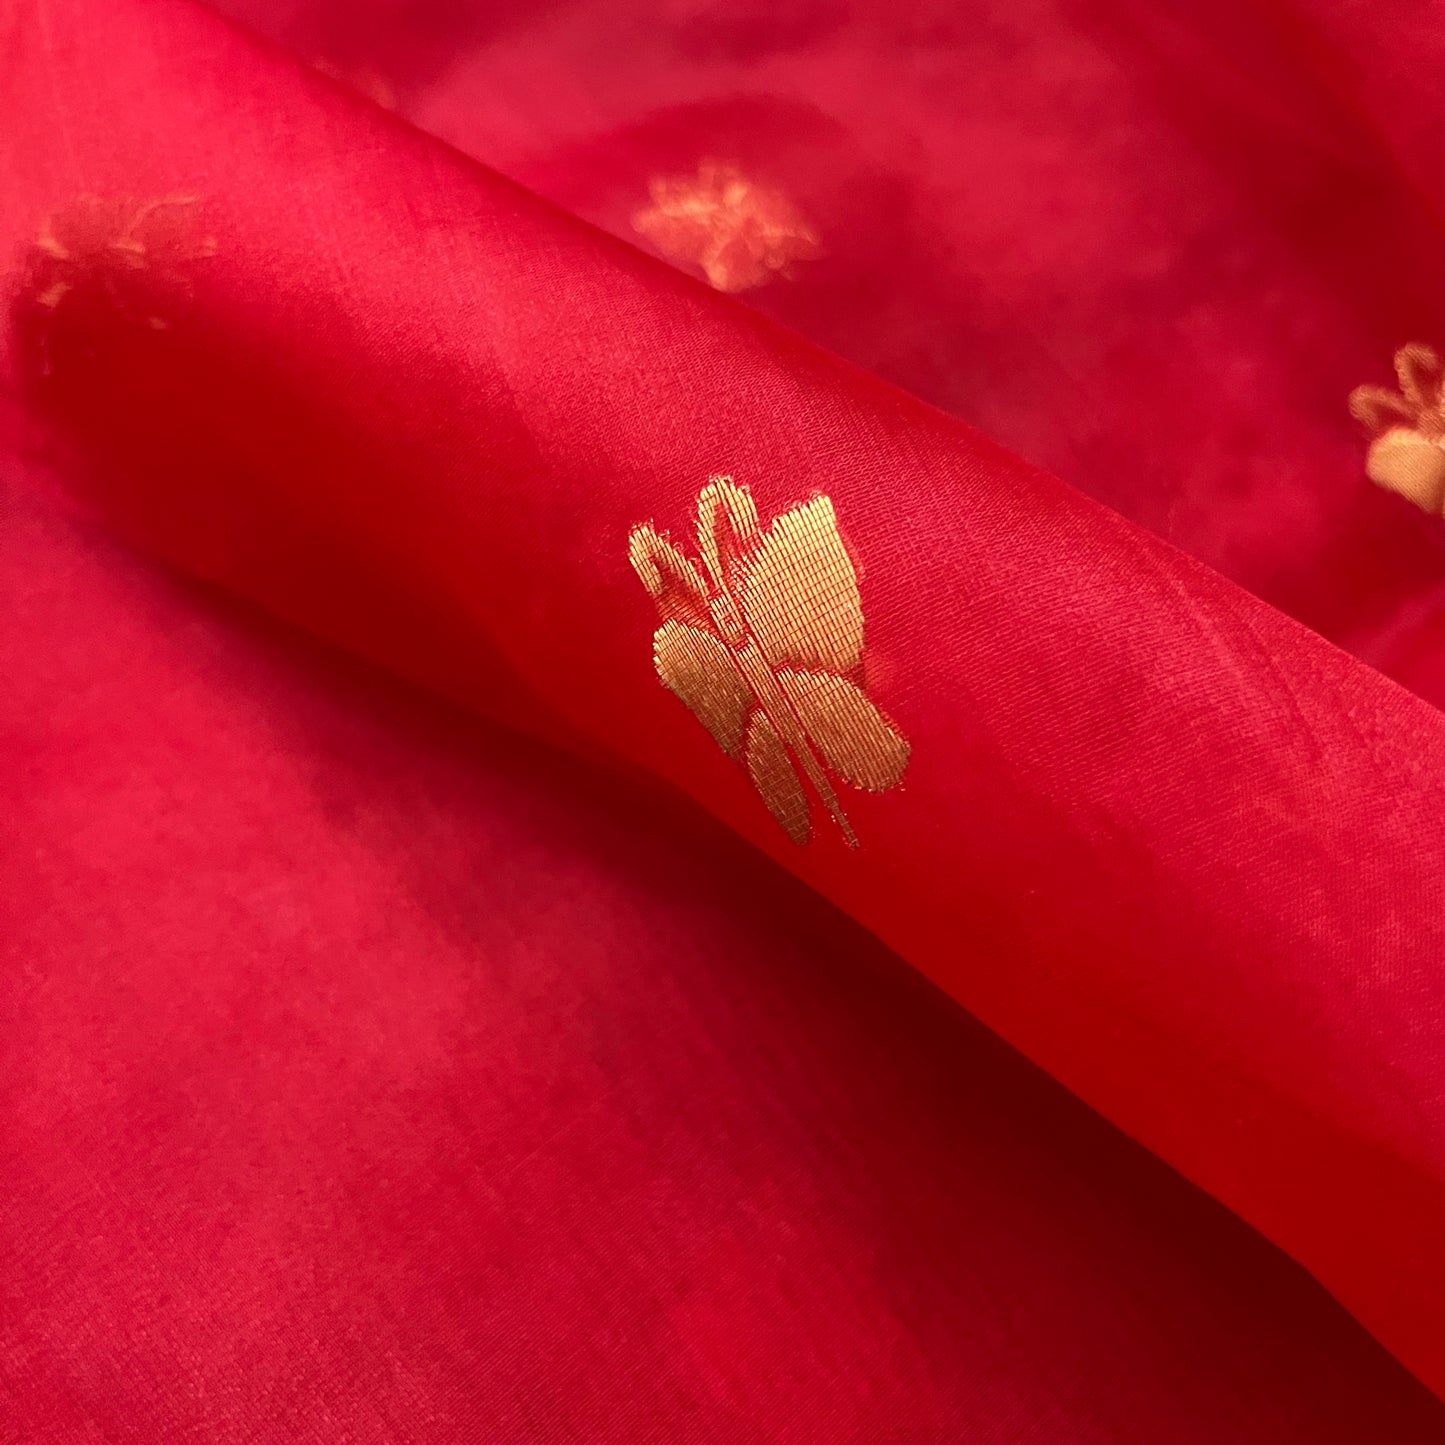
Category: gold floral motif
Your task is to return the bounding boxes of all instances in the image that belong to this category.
[630,478,908,846]
[1350,343,1445,514]
[632,162,821,293]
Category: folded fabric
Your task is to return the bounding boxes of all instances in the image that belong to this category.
[8,469,1445,1441]
[5,0,1445,1425]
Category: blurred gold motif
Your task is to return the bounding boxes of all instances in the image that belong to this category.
[30,195,215,322]
[633,162,821,293]
[1350,342,1445,514]
[630,477,907,846]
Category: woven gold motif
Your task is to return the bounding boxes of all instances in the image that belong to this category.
[630,478,908,846]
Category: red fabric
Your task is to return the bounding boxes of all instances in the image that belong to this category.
[6,0,1445,1435]
[6,476,1442,1442]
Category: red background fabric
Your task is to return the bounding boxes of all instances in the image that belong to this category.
[6,0,1445,1435]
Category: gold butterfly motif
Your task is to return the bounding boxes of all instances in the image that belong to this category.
[630,477,909,846]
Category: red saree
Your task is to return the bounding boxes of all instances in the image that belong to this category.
[5,0,1445,1437]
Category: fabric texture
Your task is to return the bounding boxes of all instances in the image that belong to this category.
[5,0,1445,1437]
[8,473,1443,1442]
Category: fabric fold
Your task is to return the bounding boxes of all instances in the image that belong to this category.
[5,0,1445,1401]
